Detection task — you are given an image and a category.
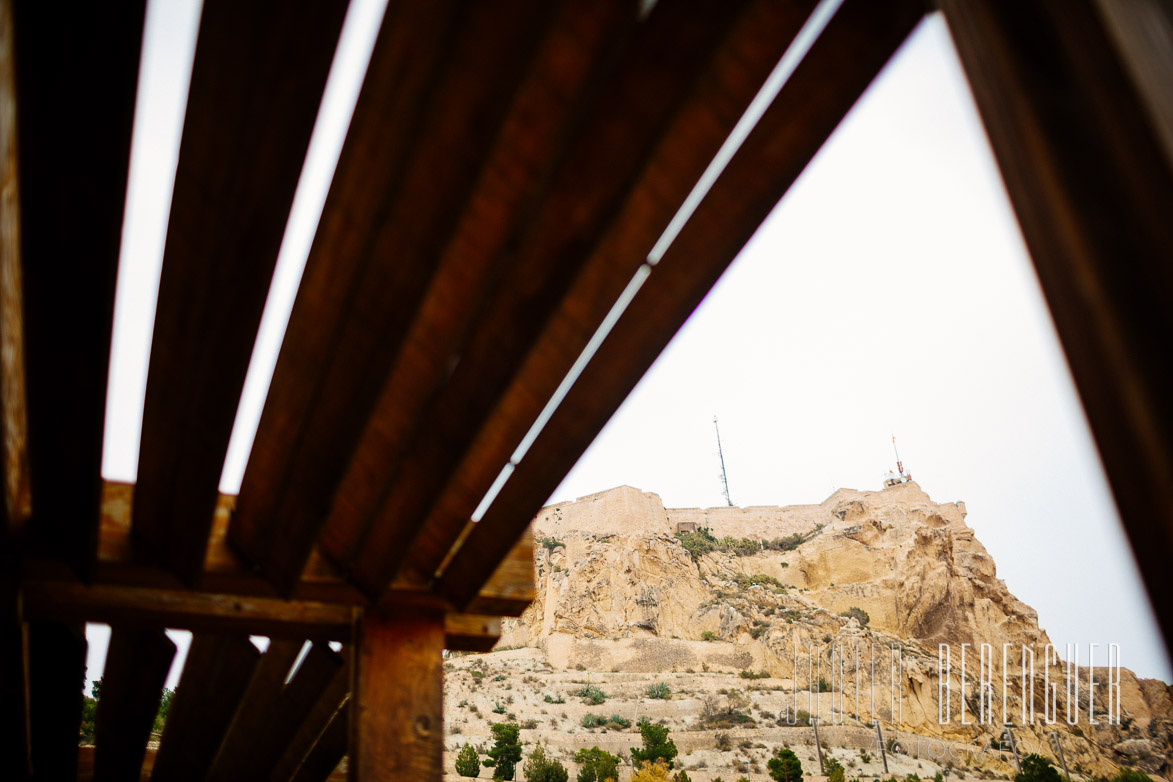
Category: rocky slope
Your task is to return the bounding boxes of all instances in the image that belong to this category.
[475,482,1172,779]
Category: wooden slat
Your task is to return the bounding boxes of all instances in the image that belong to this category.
[12,0,146,581]
[347,0,765,599]
[21,581,355,641]
[350,607,445,781]
[314,0,640,589]
[209,642,344,780]
[938,0,1173,654]
[269,657,351,781]
[133,0,350,587]
[442,614,502,654]
[20,481,533,614]
[205,638,304,782]
[27,621,85,781]
[229,0,556,595]
[289,703,349,782]
[93,628,176,782]
[0,0,28,536]
[150,632,260,782]
[464,528,535,617]
[22,580,504,650]
[395,0,819,587]
[437,0,925,608]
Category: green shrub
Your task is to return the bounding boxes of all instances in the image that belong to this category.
[700,631,719,642]
[646,681,671,699]
[492,701,507,714]
[494,674,507,681]
[1113,771,1152,782]
[825,758,845,782]
[582,713,600,728]
[608,714,631,728]
[456,743,481,777]
[541,537,564,553]
[543,693,565,704]
[577,683,606,705]
[734,573,784,592]
[739,669,769,680]
[676,528,719,561]
[1015,755,1062,782]
[839,606,871,627]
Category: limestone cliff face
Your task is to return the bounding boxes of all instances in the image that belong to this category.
[507,482,1045,651]
[498,483,1173,776]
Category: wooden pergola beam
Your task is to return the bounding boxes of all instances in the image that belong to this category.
[939,0,1173,655]
[20,580,503,651]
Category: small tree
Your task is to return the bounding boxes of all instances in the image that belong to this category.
[631,722,678,770]
[523,746,568,782]
[483,723,523,781]
[456,743,481,778]
[673,771,692,782]
[768,748,804,782]
[1015,755,1062,782]
[825,757,845,782]
[574,747,620,782]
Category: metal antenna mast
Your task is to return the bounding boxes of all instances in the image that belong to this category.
[714,416,733,506]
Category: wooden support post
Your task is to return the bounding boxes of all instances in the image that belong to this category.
[351,606,445,782]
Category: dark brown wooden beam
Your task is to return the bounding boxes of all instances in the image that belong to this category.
[93,628,176,782]
[289,702,349,782]
[0,0,28,538]
[22,581,355,641]
[27,621,86,781]
[350,606,445,781]
[348,0,767,600]
[133,0,350,587]
[269,653,350,781]
[229,0,556,595]
[21,580,504,651]
[938,0,1173,656]
[204,638,303,781]
[11,0,146,582]
[437,0,925,609]
[22,481,533,615]
[0,548,29,782]
[210,642,345,780]
[394,0,818,588]
[151,632,260,782]
[314,0,641,591]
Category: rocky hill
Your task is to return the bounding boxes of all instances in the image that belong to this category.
[442,482,1172,780]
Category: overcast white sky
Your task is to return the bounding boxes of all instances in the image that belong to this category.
[89,4,1171,689]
